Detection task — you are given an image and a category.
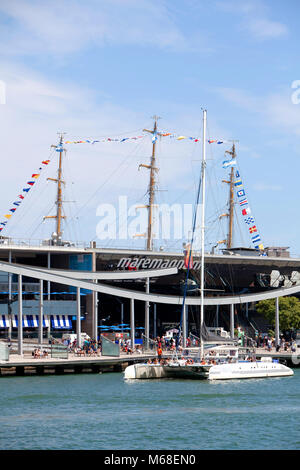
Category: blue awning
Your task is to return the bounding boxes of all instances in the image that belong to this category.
[0,315,9,328]
[31,315,50,328]
[11,315,49,328]
[51,315,72,329]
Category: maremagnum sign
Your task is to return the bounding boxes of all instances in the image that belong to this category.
[117,257,202,270]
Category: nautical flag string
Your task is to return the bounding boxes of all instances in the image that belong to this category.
[222,166,264,251]
[234,169,264,250]
[63,132,233,145]
[0,159,51,233]
[63,134,232,145]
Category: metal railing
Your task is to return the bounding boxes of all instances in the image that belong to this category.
[0,341,9,361]
[101,335,120,357]
[51,344,68,359]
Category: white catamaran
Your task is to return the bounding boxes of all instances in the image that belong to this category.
[124,110,294,381]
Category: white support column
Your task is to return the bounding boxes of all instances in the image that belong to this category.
[93,287,98,342]
[92,282,98,341]
[38,279,43,346]
[76,287,81,348]
[130,298,135,350]
[186,304,189,339]
[275,297,280,347]
[230,304,235,339]
[18,274,23,356]
[92,252,97,341]
[121,303,124,331]
[145,278,150,350]
[47,252,51,300]
[182,304,187,348]
[8,250,12,339]
[216,305,219,327]
[153,303,157,339]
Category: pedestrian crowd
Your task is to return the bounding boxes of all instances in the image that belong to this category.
[255,333,297,353]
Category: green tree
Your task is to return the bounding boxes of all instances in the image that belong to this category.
[256,296,300,331]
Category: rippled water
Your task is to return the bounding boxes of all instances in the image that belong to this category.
[0,369,299,450]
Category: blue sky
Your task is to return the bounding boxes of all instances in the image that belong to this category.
[0,0,300,255]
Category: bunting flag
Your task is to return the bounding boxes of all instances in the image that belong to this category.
[222,162,264,252]
[0,157,52,233]
[62,133,234,146]
[63,133,205,144]
[152,130,158,143]
[209,139,230,145]
[222,158,237,168]
[64,135,147,145]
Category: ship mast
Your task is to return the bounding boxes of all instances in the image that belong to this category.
[140,116,161,251]
[44,133,66,244]
[222,142,237,249]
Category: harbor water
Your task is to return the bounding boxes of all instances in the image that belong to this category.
[0,370,299,450]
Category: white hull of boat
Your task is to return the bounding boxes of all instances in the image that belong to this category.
[124,360,294,381]
[124,363,169,379]
[208,361,294,380]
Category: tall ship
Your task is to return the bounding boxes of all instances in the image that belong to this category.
[0,118,298,340]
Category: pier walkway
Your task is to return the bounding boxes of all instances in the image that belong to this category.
[0,351,157,376]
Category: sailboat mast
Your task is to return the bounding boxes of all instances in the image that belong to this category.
[56,135,64,238]
[228,151,235,248]
[140,116,160,251]
[222,142,236,249]
[147,118,158,251]
[200,109,207,359]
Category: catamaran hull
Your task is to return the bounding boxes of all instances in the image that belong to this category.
[124,364,170,379]
[164,365,209,379]
[124,361,294,381]
[208,362,294,380]
[124,363,209,380]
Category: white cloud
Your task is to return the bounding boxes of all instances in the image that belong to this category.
[214,85,300,138]
[215,0,288,41]
[253,183,283,191]
[0,0,191,56]
[244,18,288,39]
